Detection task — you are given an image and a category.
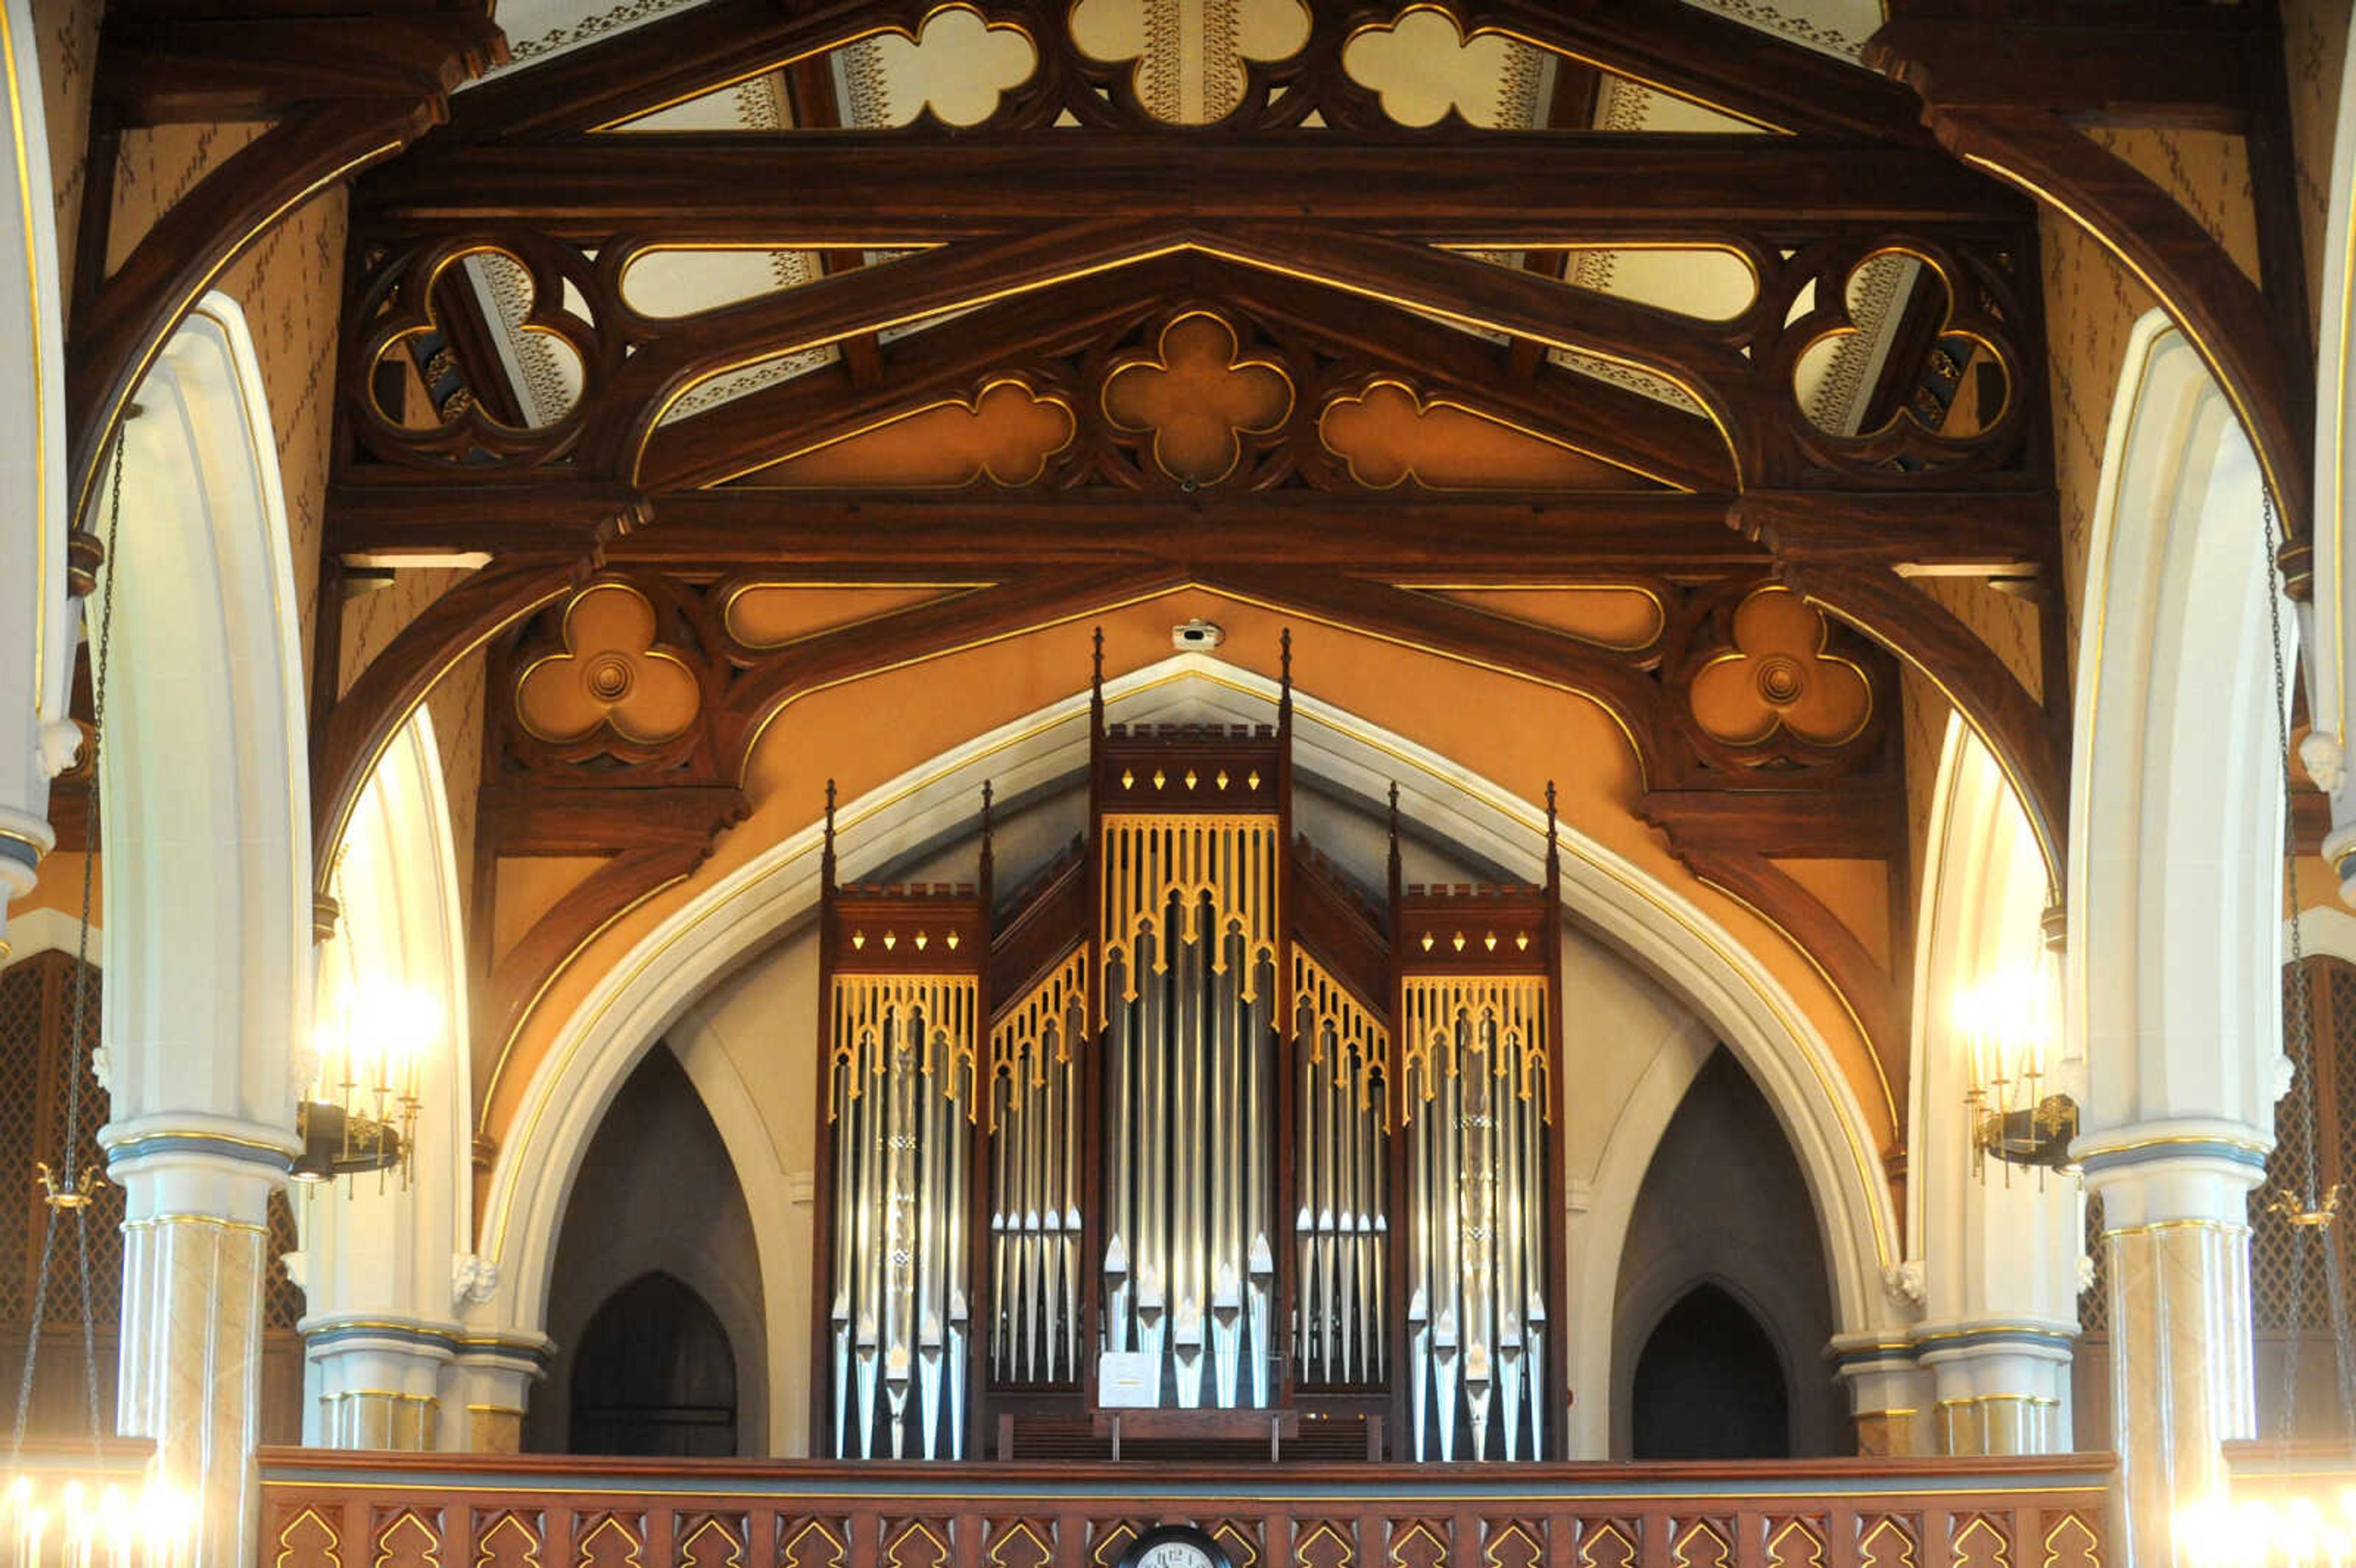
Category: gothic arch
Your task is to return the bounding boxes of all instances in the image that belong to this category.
[0,0,72,955]
[472,656,1908,1385]
[2068,312,2284,1161]
[98,292,309,1151]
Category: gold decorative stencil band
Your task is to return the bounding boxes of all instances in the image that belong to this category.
[988,946,1087,1131]
[1099,812,1280,1012]
[1293,948,1390,1119]
[1401,973,1550,1113]
[829,974,979,1120]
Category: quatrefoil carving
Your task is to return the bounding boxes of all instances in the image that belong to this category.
[1101,313,1293,486]
[1688,586,1871,748]
[515,583,702,746]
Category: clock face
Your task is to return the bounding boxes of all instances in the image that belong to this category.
[1138,1543,1215,1568]
[1125,1529,1225,1568]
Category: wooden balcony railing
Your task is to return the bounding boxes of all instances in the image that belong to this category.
[258,1451,2114,1568]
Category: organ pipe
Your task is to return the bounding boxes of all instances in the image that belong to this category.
[812,637,1565,1463]
[1293,950,1388,1389]
[1400,974,1550,1461]
[988,948,1088,1385]
[825,975,977,1460]
[1099,813,1280,1410]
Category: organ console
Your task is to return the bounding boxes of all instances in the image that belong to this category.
[811,634,1565,1461]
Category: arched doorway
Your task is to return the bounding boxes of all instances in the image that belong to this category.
[568,1273,738,1457]
[1631,1285,1790,1460]
[528,1043,768,1455]
[1611,1047,1843,1456]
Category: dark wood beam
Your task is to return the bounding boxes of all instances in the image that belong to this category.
[73,102,428,530]
[311,561,575,880]
[357,136,2030,238]
[98,11,504,126]
[328,485,1773,571]
[576,222,1753,480]
[329,478,648,560]
[629,248,1736,495]
[1790,563,2066,893]
[1729,489,2052,572]
[715,567,1186,760]
[328,482,2060,576]
[1637,786,1907,1094]
[1914,104,2311,541]
[429,0,1928,145]
[1867,13,2257,131]
[1487,0,1931,144]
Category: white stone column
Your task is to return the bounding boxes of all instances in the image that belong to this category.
[104,1123,299,1568]
[1915,1330,2073,1455]
[2079,1132,2266,1568]
[442,1334,549,1454]
[1829,1337,1933,1456]
[0,0,74,965]
[303,1318,453,1450]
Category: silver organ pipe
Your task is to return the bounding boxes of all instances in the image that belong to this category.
[1292,951,1388,1389]
[1099,813,1280,1410]
[987,949,1088,1385]
[1401,975,1550,1461]
[825,974,978,1460]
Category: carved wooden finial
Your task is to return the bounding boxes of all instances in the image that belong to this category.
[978,779,996,899]
[1385,780,1402,870]
[1090,625,1106,731]
[1277,627,1294,729]
[1544,780,1560,888]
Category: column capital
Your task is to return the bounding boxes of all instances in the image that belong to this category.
[104,1114,298,1225]
[2079,1121,2270,1229]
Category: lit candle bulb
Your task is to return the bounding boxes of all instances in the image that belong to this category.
[100,1491,126,1568]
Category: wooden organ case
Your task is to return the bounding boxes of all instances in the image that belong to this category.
[812,637,1567,1462]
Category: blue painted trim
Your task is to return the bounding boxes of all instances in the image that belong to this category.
[304,1321,461,1354]
[106,1132,292,1172]
[0,838,36,874]
[2079,1139,2268,1176]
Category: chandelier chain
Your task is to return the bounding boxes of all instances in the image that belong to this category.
[2261,486,2355,1448]
[10,433,129,1464]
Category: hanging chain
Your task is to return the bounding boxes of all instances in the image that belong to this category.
[10,432,129,1463]
[2259,487,2356,1447]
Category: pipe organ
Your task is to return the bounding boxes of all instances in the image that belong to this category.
[812,637,1565,1461]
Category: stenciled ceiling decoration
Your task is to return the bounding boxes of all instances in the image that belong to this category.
[1069,0,1312,124]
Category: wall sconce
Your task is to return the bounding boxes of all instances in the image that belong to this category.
[296,980,431,1189]
[1955,966,2076,1183]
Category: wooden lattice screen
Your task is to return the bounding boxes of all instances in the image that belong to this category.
[2249,958,2356,1332]
[0,951,307,1438]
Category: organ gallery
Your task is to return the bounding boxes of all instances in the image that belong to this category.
[815,640,1561,1461]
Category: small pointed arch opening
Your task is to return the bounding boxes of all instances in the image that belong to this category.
[568,1270,739,1456]
[1630,1283,1790,1460]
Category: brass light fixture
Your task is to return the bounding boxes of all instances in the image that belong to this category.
[293,979,430,1188]
[1956,964,2077,1180]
